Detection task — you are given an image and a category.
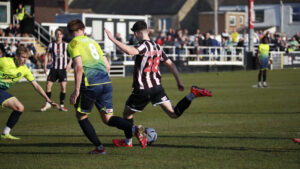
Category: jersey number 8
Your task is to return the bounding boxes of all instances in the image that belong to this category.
[89,43,99,60]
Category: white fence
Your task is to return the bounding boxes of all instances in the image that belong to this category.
[20,65,125,82]
[111,46,245,66]
[0,36,36,45]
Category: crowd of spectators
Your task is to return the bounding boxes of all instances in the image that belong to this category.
[1,22,300,67]
[0,24,42,70]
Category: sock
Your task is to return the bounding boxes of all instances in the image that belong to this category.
[258,71,262,82]
[126,118,134,125]
[108,116,133,139]
[263,71,267,82]
[186,93,196,101]
[174,97,191,117]
[78,118,101,147]
[97,145,104,150]
[46,92,51,99]
[125,138,132,145]
[2,126,11,135]
[5,111,22,132]
[60,92,66,105]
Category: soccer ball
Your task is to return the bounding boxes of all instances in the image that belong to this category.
[145,127,158,145]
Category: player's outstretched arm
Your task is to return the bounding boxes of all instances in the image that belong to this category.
[30,81,59,108]
[104,28,139,55]
[70,56,83,104]
[163,59,184,91]
[103,55,110,72]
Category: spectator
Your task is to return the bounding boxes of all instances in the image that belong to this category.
[13,3,31,25]
[27,43,41,68]
[115,33,124,61]
[9,41,17,57]
[5,24,15,36]
[295,32,300,42]
[288,36,299,52]
[0,49,3,58]
[222,29,230,39]
[3,39,12,57]
[203,32,211,55]
[231,28,239,43]
[15,24,22,36]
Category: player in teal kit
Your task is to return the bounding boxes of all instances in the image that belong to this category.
[0,46,57,140]
[67,19,147,155]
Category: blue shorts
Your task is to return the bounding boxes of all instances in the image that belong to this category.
[260,57,269,70]
[75,83,113,114]
[0,89,14,107]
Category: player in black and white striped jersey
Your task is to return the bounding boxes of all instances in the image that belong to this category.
[41,28,72,112]
[105,21,212,148]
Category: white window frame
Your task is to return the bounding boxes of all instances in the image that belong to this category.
[0,1,11,25]
[291,6,300,23]
[240,16,244,25]
[230,16,236,26]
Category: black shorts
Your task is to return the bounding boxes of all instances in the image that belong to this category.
[126,85,170,112]
[47,69,67,82]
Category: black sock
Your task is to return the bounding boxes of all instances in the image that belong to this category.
[60,92,66,105]
[108,116,132,139]
[78,118,101,147]
[263,70,267,82]
[6,111,22,129]
[258,71,262,82]
[126,118,134,125]
[174,97,191,118]
[46,92,51,99]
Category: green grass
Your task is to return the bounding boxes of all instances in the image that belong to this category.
[0,69,300,169]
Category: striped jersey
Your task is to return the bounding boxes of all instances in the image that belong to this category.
[133,40,169,89]
[47,41,69,69]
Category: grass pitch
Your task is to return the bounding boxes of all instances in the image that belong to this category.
[0,69,300,169]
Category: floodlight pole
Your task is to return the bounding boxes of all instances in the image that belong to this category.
[248,0,254,53]
[214,0,218,35]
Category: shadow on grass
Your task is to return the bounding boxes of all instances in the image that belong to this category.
[204,112,300,115]
[13,134,295,140]
[150,144,300,153]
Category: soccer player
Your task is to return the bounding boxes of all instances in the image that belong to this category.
[257,36,270,88]
[0,46,58,140]
[41,28,72,112]
[67,19,147,154]
[104,21,212,148]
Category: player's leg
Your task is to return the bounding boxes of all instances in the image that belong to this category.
[1,95,24,140]
[74,91,106,154]
[263,69,267,87]
[41,70,55,111]
[155,85,211,118]
[58,69,67,111]
[59,81,67,111]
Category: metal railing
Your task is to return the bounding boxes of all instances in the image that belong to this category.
[0,36,36,45]
[108,45,245,66]
[33,21,52,47]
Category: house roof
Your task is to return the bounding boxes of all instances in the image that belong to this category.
[69,0,187,15]
[220,0,300,6]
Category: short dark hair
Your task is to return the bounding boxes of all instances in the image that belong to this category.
[55,28,64,35]
[131,21,147,32]
[67,19,85,33]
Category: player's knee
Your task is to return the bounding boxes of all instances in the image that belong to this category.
[15,104,24,112]
[76,112,88,120]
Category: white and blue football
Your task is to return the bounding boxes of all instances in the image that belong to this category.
[145,127,158,145]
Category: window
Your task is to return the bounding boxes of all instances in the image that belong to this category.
[255,10,264,23]
[240,16,244,25]
[292,7,300,22]
[230,16,236,26]
[0,2,10,24]
[159,18,172,31]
